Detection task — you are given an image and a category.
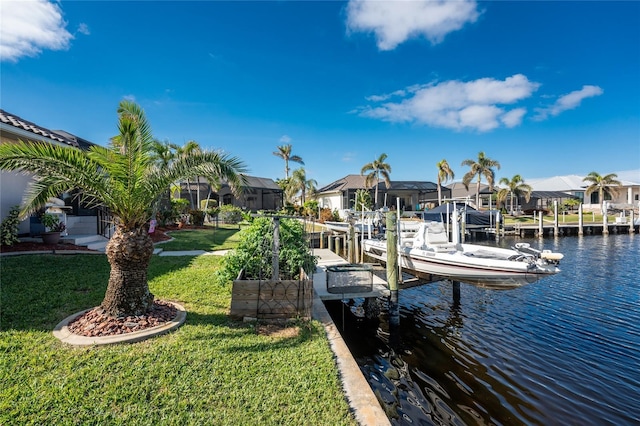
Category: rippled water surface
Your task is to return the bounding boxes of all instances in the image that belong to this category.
[327,234,640,425]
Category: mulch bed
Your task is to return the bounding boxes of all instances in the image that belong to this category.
[1,229,173,253]
[67,300,178,337]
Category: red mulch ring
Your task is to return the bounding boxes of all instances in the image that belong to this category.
[67,300,178,337]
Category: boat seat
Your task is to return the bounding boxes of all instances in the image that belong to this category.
[424,222,458,249]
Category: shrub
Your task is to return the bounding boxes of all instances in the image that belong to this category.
[319,207,339,223]
[201,198,218,210]
[40,213,66,232]
[217,217,317,284]
[219,204,243,224]
[0,205,21,246]
[189,209,205,226]
[303,200,319,217]
[171,198,190,215]
[157,209,176,226]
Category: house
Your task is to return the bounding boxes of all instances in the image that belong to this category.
[2,108,286,240]
[447,182,494,208]
[527,174,640,212]
[0,109,99,236]
[315,174,445,215]
[178,175,283,211]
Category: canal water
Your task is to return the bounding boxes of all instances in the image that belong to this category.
[325,234,640,425]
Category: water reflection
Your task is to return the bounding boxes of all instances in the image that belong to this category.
[328,234,640,425]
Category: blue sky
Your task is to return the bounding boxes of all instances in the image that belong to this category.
[2,0,639,187]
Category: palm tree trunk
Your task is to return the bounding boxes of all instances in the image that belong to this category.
[187,178,195,209]
[510,192,514,215]
[476,180,481,208]
[101,226,155,316]
[437,181,442,206]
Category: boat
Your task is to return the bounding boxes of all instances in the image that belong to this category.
[323,221,374,234]
[362,221,563,289]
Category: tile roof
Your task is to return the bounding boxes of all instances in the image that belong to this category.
[0,109,79,147]
[317,174,438,193]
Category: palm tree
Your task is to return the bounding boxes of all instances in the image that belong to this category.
[273,144,304,179]
[150,139,179,168]
[436,159,455,206]
[583,171,622,213]
[361,153,392,209]
[352,189,372,211]
[496,174,532,215]
[150,139,179,211]
[288,168,317,205]
[177,140,202,208]
[0,100,247,317]
[461,152,501,208]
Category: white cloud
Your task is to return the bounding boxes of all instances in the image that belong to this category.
[279,135,292,144]
[534,85,604,120]
[346,0,480,50]
[359,74,539,132]
[77,23,90,36]
[123,94,136,102]
[500,108,527,128]
[0,0,74,62]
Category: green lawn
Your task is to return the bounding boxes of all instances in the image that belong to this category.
[158,224,243,251]
[503,212,608,225]
[0,254,356,425]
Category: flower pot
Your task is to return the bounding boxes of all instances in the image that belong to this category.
[41,231,61,245]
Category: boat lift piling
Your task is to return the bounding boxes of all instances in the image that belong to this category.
[386,211,400,330]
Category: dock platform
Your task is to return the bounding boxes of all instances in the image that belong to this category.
[312,249,390,300]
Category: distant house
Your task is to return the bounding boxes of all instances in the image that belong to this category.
[527,174,640,212]
[0,109,99,236]
[178,175,283,211]
[315,174,445,215]
[447,182,494,208]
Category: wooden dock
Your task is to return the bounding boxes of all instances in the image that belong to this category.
[312,249,390,300]
[505,222,638,237]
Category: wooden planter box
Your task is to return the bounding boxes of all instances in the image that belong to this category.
[230,272,312,320]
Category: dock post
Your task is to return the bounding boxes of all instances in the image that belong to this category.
[342,234,348,258]
[603,203,609,235]
[386,212,400,336]
[320,231,325,249]
[630,210,635,234]
[538,210,543,238]
[387,211,400,335]
[347,223,355,263]
[553,200,559,237]
[578,204,584,236]
[452,280,460,304]
[328,234,334,252]
[334,236,341,255]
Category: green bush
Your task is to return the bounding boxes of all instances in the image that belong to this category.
[189,209,205,226]
[319,207,339,223]
[219,204,243,224]
[303,200,319,217]
[0,205,21,246]
[157,209,176,226]
[217,217,317,284]
[201,198,218,210]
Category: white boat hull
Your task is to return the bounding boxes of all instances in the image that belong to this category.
[362,239,561,289]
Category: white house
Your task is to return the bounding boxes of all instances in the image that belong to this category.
[527,173,640,212]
